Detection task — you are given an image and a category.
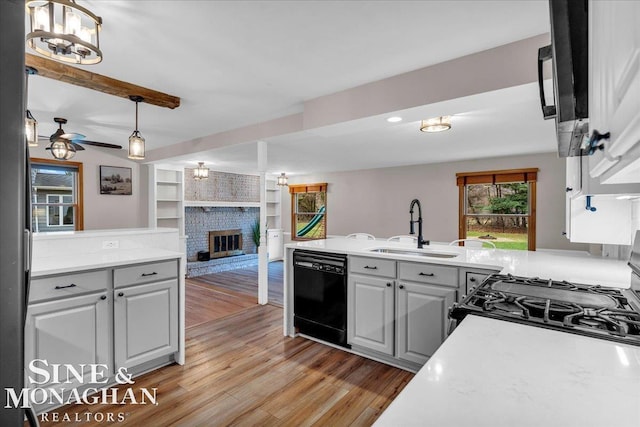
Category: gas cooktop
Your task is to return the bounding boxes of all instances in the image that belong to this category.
[449,274,640,346]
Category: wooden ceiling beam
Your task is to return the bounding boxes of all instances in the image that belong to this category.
[25,53,181,109]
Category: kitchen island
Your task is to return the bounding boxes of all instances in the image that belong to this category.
[284,238,631,341]
[285,238,639,426]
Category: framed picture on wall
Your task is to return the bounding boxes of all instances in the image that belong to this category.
[100,165,132,195]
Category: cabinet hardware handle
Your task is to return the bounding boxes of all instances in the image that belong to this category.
[100,295,107,300]
[419,272,434,277]
[363,266,377,270]
[470,277,477,282]
[386,282,392,287]
[118,292,124,297]
[141,272,158,277]
[399,284,405,289]
[565,187,573,192]
[54,284,76,289]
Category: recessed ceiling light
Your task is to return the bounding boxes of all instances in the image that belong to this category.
[387,116,403,123]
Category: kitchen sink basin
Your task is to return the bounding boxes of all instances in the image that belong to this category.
[368,248,458,258]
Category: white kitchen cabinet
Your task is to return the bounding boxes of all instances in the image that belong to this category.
[564,156,640,243]
[347,274,395,355]
[396,281,456,365]
[348,256,461,368]
[24,291,110,391]
[569,194,634,245]
[589,0,640,183]
[114,279,179,369]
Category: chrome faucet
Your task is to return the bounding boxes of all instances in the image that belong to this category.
[409,198,429,249]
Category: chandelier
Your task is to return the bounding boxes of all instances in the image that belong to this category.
[194,162,210,180]
[420,116,452,133]
[26,0,103,65]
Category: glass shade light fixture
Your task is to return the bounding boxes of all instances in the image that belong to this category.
[128,96,145,160]
[25,67,39,147]
[194,162,209,180]
[26,0,103,65]
[48,137,76,160]
[420,116,452,133]
[25,110,39,147]
[277,172,288,186]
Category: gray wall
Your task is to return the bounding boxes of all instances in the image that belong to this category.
[0,1,27,425]
[29,144,146,230]
[282,152,589,251]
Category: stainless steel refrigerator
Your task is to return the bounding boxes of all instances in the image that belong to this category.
[1,1,30,425]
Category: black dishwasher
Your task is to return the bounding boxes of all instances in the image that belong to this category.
[293,250,349,348]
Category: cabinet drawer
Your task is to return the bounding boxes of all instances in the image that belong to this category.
[398,262,457,287]
[114,259,178,288]
[349,256,396,278]
[29,270,110,303]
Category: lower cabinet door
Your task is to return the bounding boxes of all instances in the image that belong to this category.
[114,279,178,369]
[347,274,394,355]
[396,281,456,365]
[24,291,110,391]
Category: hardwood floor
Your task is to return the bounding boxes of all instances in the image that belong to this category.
[194,260,284,306]
[35,279,414,427]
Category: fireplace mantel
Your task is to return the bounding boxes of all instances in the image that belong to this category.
[184,200,260,208]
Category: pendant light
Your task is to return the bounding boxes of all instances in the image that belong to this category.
[194,162,209,180]
[26,0,103,65]
[420,116,452,133]
[25,67,39,147]
[277,172,288,186]
[128,96,145,160]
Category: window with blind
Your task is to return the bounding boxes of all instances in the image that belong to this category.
[456,168,538,251]
[31,158,84,232]
[289,183,327,241]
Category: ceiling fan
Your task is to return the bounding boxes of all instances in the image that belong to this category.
[39,117,123,152]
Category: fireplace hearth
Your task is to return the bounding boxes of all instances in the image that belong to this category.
[209,229,244,258]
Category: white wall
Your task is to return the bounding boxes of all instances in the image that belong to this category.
[30,145,146,230]
[281,152,590,251]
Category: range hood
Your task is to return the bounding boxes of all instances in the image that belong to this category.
[538,0,589,157]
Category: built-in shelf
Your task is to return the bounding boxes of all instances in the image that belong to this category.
[149,166,185,238]
[184,200,260,208]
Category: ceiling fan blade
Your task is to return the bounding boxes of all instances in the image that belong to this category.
[70,142,86,151]
[61,132,86,141]
[76,140,123,149]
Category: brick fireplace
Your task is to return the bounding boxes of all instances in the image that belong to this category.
[185,206,259,277]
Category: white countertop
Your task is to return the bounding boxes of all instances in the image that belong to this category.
[31,248,183,277]
[374,315,640,427]
[32,227,178,240]
[286,239,632,287]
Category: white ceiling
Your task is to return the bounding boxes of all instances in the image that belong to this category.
[26,0,554,175]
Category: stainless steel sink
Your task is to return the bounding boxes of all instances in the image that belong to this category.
[368,248,458,258]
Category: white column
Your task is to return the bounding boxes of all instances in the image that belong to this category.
[257,140,269,305]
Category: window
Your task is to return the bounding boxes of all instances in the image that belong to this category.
[456,169,537,251]
[31,158,84,232]
[46,194,75,227]
[290,183,327,240]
